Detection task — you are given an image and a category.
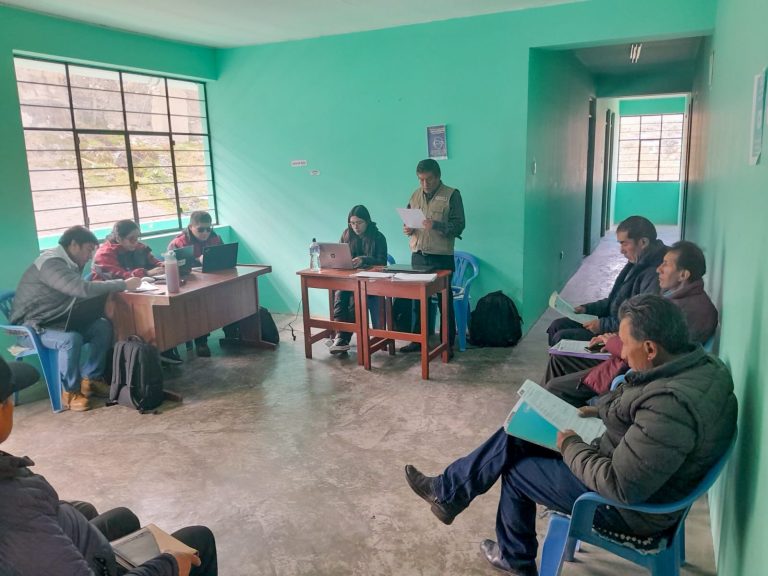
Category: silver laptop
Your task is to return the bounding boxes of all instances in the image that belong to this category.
[318,242,354,269]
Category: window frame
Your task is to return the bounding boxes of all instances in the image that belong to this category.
[13,55,218,243]
[616,113,684,183]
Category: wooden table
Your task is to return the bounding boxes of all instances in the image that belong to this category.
[360,270,451,380]
[108,265,274,351]
[296,268,367,365]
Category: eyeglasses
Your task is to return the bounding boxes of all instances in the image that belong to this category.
[348,220,366,227]
[195,226,212,233]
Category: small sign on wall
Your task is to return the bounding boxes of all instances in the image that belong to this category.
[427,125,448,160]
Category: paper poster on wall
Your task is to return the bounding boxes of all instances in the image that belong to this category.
[749,69,766,165]
[427,125,448,160]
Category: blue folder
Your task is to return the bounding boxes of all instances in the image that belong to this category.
[504,401,559,451]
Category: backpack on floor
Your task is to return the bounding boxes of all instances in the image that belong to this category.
[260,306,280,344]
[469,291,523,347]
[392,298,416,333]
[108,336,164,413]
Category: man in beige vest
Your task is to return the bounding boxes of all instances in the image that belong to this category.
[401,159,466,356]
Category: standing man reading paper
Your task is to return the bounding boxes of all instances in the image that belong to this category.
[401,159,465,356]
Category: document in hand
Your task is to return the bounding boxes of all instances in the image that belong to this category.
[548,339,611,360]
[548,291,598,324]
[111,524,196,569]
[504,380,606,451]
[396,207,427,229]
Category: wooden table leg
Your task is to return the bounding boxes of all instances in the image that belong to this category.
[360,281,372,370]
[301,277,312,358]
[419,285,430,380]
[441,283,450,363]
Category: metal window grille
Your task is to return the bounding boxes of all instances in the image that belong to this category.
[617,113,683,182]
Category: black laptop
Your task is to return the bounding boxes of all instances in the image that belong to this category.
[201,242,239,272]
[44,293,109,333]
[384,263,436,273]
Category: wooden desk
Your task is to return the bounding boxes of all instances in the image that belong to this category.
[360,270,451,380]
[296,268,365,365]
[108,265,274,351]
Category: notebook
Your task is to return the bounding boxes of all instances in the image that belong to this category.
[317,242,354,270]
[201,242,238,272]
[111,524,196,570]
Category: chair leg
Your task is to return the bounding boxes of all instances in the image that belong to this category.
[38,348,63,413]
[648,544,679,576]
[454,298,468,352]
[678,523,686,566]
[540,513,571,576]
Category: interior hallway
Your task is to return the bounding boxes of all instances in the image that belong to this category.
[6,227,718,576]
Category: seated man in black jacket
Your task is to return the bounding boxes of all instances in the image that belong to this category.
[547,215,667,345]
[0,356,217,576]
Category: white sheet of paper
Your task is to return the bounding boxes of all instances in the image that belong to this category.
[132,281,164,293]
[354,271,394,278]
[548,291,598,324]
[396,207,426,229]
[392,273,437,282]
[517,380,606,443]
[550,339,611,358]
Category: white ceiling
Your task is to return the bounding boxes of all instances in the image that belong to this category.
[1,0,585,48]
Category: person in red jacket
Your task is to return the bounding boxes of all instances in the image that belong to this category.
[166,211,236,359]
[92,220,165,280]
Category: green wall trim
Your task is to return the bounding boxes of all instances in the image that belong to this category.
[614,182,680,224]
[619,95,687,115]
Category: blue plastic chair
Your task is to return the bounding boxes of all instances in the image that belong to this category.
[450,251,479,351]
[0,290,63,412]
[539,432,737,576]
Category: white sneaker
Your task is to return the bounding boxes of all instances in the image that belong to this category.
[329,337,351,354]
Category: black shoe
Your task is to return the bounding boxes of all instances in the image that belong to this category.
[479,540,537,576]
[404,465,458,525]
[448,346,455,360]
[399,342,421,353]
[196,343,211,357]
[160,348,183,365]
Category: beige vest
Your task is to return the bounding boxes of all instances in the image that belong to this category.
[408,183,456,255]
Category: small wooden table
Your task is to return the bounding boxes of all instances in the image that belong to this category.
[296,268,366,365]
[360,270,451,380]
[108,265,274,351]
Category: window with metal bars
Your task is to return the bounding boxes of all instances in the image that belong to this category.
[13,56,217,247]
[617,114,684,182]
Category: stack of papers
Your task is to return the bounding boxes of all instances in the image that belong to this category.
[392,273,437,282]
[549,339,611,359]
[131,281,164,293]
[504,380,606,450]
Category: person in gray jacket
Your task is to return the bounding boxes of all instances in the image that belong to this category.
[0,355,217,576]
[547,216,667,345]
[10,226,141,411]
[405,294,737,575]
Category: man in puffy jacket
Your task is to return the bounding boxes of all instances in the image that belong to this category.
[10,226,141,411]
[405,295,737,575]
[547,216,666,345]
[0,356,217,576]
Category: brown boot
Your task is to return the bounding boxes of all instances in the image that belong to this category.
[61,391,91,412]
[81,377,110,398]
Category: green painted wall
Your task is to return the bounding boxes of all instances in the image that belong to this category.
[0,5,217,290]
[614,96,687,225]
[523,49,594,315]
[208,0,717,324]
[686,0,768,573]
[614,181,681,224]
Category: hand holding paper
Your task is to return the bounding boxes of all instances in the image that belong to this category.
[397,207,427,229]
[549,291,598,324]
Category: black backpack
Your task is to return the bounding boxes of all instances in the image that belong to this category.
[109,336,164,412]
[259,306,280,344]
[392,298,416,333]
[469,291,523,347]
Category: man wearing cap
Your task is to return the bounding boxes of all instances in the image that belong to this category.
[10,225,141,411]
[0,355,218,575]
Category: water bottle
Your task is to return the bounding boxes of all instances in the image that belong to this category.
[165,250,181,293]
[309,238,321,271]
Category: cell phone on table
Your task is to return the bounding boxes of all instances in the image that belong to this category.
[585,342,606,352]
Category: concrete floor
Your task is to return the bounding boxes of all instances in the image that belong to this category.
[7,227,718,576]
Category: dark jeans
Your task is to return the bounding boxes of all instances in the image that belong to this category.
[543,368,597,408]
[433,428,630,573]
[547,317,594,346]
[543,354,602,383]
[411,252,455,347]
[333,291,384,342]
[74,502,217,576]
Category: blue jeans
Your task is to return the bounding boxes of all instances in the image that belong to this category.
[434,427,628,572]
[33,318,113,392]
